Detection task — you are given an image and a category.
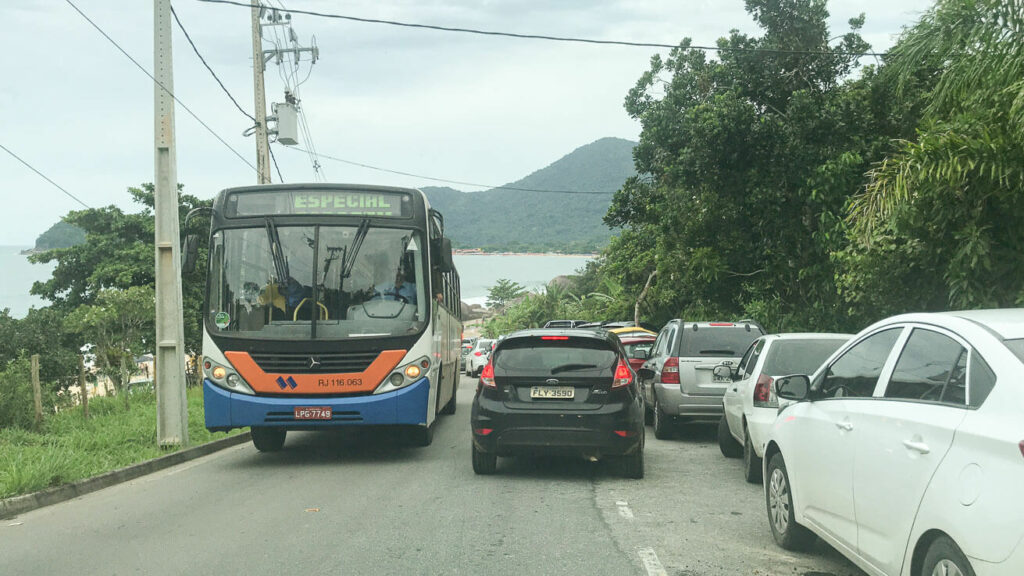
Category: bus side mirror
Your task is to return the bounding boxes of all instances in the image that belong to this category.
[433,237,455,273]
[182,234,199,275]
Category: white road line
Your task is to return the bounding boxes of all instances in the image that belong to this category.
[638,548,668,576]
[616,500,634,520]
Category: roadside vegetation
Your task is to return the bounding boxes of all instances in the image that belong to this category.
[487,0,1024,337]
[0,387,239,499]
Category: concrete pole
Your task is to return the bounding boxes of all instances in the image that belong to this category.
[252,0,272,184]
[31,354,42,429]
[154,0,189,447]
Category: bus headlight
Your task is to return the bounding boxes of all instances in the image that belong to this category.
[203,356,255,395]
[212,366,227,380]
[405,365,421,379]
[375,356,431,394]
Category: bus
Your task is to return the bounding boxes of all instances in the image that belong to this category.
[197,184,462,451]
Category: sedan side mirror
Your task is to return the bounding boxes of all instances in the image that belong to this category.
[632,348,649,360]
[775,375,811,402]
[713,365,733,380]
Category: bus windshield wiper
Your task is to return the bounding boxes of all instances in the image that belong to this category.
[341,219,370,280]
[264,217,289,283]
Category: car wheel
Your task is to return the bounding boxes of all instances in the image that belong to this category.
[718,416,742,458]
[743,428,763,484]
[409,424,433,447]
[472,444,497,475]
[652,395,671,440]
[766,452,815,551]
[621,446,644,479]
[251,427,286,452]
[921,536,976,576]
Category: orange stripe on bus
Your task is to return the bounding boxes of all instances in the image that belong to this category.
[224,350,407,395]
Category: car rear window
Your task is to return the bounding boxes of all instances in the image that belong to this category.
[495,338,617,376]
[677,327,762,357]
[623,341,654,357]
[762,339,847,377]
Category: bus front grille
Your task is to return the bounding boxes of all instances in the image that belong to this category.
[250,352,379,374]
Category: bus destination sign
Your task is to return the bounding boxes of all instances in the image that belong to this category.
[228,190,411,218]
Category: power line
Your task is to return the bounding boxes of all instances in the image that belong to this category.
[65,0,258,174]
[196,0,887,57]
[1,143,91,209]
[269,145,285,183]
[288,146,617,195]
[170,4,256,123]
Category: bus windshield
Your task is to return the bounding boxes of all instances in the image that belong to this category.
[207,223,428,340]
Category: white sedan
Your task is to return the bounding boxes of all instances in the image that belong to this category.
[763,310,1024,576]
[717,333,850,483]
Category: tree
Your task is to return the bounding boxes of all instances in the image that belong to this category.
[66,286,155,409]
[486,279,527,312]
[30,184,211,384]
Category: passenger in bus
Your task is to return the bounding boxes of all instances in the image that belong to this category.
[373,267,417,305]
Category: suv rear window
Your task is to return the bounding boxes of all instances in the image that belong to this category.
[495,338,617,376]
[762,339,846,376]
[677,326,762,357]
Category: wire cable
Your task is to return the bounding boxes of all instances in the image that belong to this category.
[65,0,258,174]
[268,145,285,182]
[196,0,887,57]
[287,146,617,194]
[1,143,91,209]
[171,4,256,123]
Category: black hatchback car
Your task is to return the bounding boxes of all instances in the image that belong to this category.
[470,329,645,478]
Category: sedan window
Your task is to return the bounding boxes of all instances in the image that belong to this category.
[968,352,996,408]
[884,329,967,406]
[820,328,902,398]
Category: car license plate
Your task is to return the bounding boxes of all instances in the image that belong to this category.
[530,386,574,399]
[294,406,332,420]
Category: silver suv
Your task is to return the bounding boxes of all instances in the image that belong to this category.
[637,320,764,439]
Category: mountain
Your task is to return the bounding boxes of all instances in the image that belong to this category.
[33,221,85,252]
[422,137,636,252]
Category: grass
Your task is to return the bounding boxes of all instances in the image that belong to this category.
[0,387,243,499]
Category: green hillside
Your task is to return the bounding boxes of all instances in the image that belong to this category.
[34,221,86,251]
[423,137,636,252]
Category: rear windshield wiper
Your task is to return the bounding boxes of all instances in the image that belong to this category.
[550,363,600,374]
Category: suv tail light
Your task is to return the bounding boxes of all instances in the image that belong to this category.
[753,374,776,407]
[474,351,483,356]
[660,357,680,384]
[612,360,633,389]
[480,362,496,388]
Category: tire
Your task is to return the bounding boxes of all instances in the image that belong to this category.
[251,427,286,452]
[472,444,497,475]
[718,416,742,458]
[621,432,645,479]
[644,392,654,425]
[743,428,763,484]
[921,536,976,576]
[441,384,457,415]
[410,424,433,447]
[765,452,816,551]
[652,395,671,440]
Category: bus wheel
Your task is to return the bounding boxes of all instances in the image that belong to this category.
[251,427,286,452]
[410,424,433,447]
[441,385,457,415]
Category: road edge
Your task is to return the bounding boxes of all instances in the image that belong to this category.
[0,431,251,520]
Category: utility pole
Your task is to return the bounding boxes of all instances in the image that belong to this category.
[251,0,272,184]
[154,0,189,447]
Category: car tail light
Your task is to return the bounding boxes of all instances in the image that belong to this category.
[474,351,482,356]
[612,361,633,389]
[474,428,493,436]
[753,374,776,407]
[660,357,680,384]
[480,362,496,388]
[709,322,735,326]
[613,430,637,437]
[541,336,570,340]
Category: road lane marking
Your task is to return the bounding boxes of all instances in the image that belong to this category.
[616,500,634,519]
[638,548,668,576]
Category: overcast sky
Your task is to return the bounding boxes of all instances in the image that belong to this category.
[0,0,932,246]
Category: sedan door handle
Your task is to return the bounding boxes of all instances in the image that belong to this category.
[903,439,931,454]
[835,421,853,431]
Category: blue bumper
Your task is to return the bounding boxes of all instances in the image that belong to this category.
[204,377,430,431]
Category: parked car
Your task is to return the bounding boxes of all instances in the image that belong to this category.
[764,310,1024,576]
[543,320,586,328]
[470,328,645,477]
[608,326,657,340]
[619,334,657,373]
[717,333,850,483]
[637,320,764,439]
[460,340,475,370]
[465,339,495,377]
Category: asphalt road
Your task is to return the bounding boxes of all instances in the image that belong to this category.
[1,375,865,576]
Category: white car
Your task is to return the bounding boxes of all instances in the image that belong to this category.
[763,310,1024,576]
[465,339,495,377]
[717,333,850,483]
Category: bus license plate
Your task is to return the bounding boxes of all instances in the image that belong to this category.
[294,407,332,420]
[530,386,574,399]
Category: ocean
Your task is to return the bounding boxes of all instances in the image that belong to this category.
[0,245,590,318]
